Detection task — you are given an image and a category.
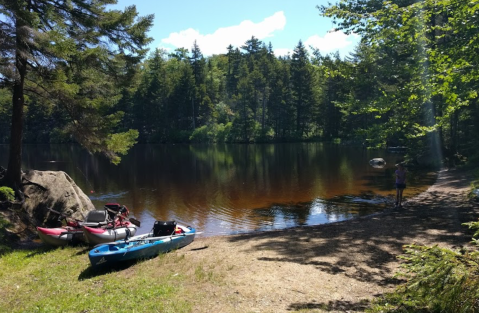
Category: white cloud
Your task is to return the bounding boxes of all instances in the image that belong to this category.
[160,11,286,56]
[304,29,360,57]
[273,48,293,57]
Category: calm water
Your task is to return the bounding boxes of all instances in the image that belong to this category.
[0,143,436,236]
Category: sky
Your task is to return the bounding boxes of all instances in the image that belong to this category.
[112,0,360,58]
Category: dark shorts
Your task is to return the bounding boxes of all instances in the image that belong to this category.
[396,183,406,189]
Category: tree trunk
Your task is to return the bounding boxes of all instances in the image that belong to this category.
[5,20,27,192]
[261,87,266,132]
[191,97,195,129]
[6,80,25,191]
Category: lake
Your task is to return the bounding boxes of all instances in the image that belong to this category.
[0,143,437,236]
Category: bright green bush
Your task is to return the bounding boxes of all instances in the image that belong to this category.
[0,186,14,202]
[370,244,479,312]
[216,122,232,143]
[189,123,233,143]
[189,125,211,143]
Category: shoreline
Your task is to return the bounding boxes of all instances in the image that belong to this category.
[177,167,478,312]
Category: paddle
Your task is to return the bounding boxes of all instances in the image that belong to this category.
[48,208,83,222]
[93,231,202,248]
[127,231,201,242]
[60,231,84,235]
[125,217,141,227]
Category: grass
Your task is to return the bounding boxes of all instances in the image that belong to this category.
[0,245,209,313]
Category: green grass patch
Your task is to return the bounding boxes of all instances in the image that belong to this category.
[0,246,195,313]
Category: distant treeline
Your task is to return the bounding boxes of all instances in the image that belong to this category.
[0,38,410,146]
[1,0,478,166]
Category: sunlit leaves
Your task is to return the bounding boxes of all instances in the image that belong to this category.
[319,0,479,156]
[106,129,139,164]
[372,244,479,312]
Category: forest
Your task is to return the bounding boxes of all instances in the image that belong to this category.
[1,0,478,166]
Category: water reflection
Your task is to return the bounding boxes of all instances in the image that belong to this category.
[0,143,437,236]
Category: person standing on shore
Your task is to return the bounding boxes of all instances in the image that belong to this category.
[395,163,407,207]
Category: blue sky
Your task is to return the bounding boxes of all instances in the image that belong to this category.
[113,0,360,58]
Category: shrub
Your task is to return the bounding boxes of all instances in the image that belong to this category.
[216,122,232,143]
[371,213,479,312]
[189,123,233,143]
[0,186,14,202]
[370,244,479,312]
[190,125,211,143]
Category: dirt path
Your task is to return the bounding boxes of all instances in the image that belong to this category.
[180,168,479,313]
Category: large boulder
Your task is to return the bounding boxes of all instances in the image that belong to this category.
[22,170,94,227]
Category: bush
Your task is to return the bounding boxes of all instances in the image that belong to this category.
[216,122,232,143]
[0,186,14,202]
[189,123,233,143]
[190,125,212,143]
[370,244,479,312]
[370,215,479,312]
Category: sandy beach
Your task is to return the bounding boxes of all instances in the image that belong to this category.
[175,168,478,312]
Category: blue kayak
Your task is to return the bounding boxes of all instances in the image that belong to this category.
[89,223,196,267]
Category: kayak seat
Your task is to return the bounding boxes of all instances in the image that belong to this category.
[83,210,110,227]
[153,220,177,237]
[104,203,122,219]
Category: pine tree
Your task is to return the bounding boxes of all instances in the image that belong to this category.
[291,40,316,138]
[0,0,153,192]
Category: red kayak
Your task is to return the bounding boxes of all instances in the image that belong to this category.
[83,203,138,245]
[37,203,139,247]
[82,221,138,245]
[37,219,84,246]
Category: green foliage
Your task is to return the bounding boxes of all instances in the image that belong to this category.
[370,244,479,312]
[217,122,233,142]
[463,207,479,246]
[0,187,14,202]
[190,125,214,143]
[1,0,154,186]
[319,0,479,164]
[189,123,233,143]
[4,0,479,166]
[106,130,139,165]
